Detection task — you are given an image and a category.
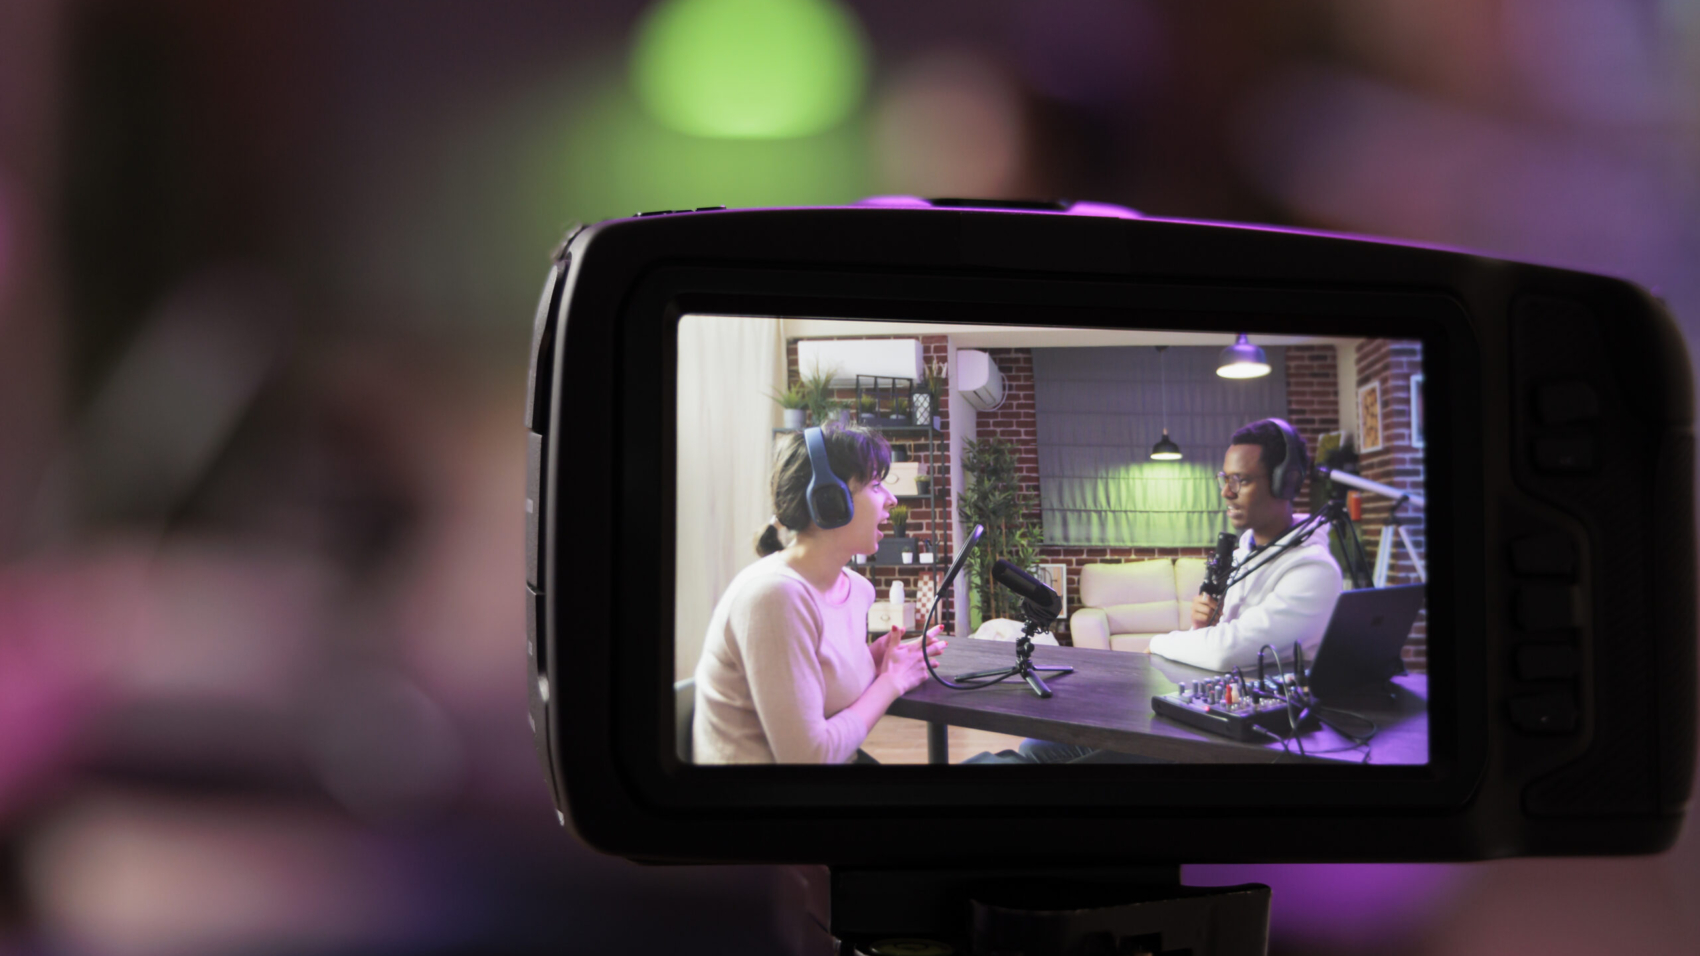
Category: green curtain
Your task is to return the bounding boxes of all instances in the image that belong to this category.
[1033,345,1290,546]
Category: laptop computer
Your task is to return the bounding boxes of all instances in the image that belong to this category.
[1305,583,1427,701]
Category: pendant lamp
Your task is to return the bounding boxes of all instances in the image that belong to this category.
[1151,346,1183,460]
[1217,333,1271,379]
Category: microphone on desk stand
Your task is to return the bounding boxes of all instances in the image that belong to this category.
[946,560,1075,699]
[917,528,1072,696]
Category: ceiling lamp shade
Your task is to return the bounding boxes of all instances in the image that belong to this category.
[1150,428,1182,460]
[1217,333,1271,379]
[1149,346,1182,460]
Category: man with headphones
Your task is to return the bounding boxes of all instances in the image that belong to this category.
[1147,418,1344,672]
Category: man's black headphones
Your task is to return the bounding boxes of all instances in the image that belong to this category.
[1266,417,1308,501]
[803,426,854,529]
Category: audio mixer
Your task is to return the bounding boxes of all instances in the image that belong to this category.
[1151,674,1317,742]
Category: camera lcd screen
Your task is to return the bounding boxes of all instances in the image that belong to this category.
[675,314,1429,768]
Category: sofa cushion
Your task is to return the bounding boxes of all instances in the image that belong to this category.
[1109,633,1157,653]
[1174,557,1209,598]
[1102,599,1180,635]
[1079,560,1178,608]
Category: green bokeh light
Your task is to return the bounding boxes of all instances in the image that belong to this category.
[631,0,870,139]
[516,69,871,231]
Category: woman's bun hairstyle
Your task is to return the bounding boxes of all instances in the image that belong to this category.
[755,522,786,557]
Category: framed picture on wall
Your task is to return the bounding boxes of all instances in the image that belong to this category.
[1358,381,1383,453]
[1410,374,1424,449]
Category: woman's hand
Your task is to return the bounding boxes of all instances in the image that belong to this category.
[875,625,947,696]
[845,626,949,741]
[869,625,904,671]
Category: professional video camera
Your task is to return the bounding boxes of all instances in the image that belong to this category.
[522,199,1693,954]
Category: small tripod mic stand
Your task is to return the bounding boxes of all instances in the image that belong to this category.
[953,598,1074,698]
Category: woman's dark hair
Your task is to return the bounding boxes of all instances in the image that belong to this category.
[756,423,893,556]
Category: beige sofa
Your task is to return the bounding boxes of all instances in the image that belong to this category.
[1069,558,1209,652]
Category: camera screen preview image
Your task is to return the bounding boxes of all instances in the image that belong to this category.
[675,315,1429,767]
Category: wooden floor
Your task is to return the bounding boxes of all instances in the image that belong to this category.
[860,715,1028,764]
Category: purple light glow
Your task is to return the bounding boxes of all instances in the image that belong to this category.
[1009,1,1165,106]
[1185,862,1463,949]
[1231,66,1683,287]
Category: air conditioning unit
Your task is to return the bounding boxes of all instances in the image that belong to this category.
[956,349,1006,411]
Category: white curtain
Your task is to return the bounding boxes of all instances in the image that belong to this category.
[674,315,784,679]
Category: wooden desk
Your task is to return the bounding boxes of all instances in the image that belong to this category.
[887,639,1428,765]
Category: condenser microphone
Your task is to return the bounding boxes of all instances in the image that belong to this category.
[991,559,1062,617]
[1201,531,1238,598]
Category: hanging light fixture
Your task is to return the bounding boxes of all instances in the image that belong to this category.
[1216,333,1271,379]
[1151,346,1182,460]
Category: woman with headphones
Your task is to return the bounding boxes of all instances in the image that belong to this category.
[692,423,947,764]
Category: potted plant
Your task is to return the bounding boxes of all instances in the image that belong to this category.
[957,436,1042,627]
[914,361,944,427]
[768,382,808,429]
[799,364,840,427]
[893,396,911,421]
[857,393,878,422]
[875,503,917,564]
[914,474,932,496]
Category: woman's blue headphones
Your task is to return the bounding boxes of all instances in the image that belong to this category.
[803,426,854,529]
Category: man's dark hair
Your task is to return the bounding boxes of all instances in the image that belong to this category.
[1229,419,1307,484]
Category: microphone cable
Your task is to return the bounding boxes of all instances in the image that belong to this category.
[919,593,1043,691]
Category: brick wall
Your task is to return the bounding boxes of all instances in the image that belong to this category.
[1284,345,1340,502]
[978,348,1042,529]
[1355,338,1428,669]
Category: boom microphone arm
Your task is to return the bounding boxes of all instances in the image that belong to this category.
[1315,465,1425,509]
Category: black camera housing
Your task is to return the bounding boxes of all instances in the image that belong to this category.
[523,200,1694,865]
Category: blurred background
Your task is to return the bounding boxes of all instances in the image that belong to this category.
[0,0,1696,953]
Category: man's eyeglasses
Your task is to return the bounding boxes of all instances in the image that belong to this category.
[1215,472,1258,493]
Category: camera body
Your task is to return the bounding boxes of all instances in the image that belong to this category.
[523,199,1693,865]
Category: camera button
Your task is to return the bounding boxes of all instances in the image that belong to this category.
[526,252,569,433]
[1532,435,1595,473]
[1509,690,1579,733]
[1535,382,1600,424]
[527,432,545,588]
[527,584,545,667]
[1516,643,1579,680]
[1515,584,1579,630]
[1510,531,1578,576]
